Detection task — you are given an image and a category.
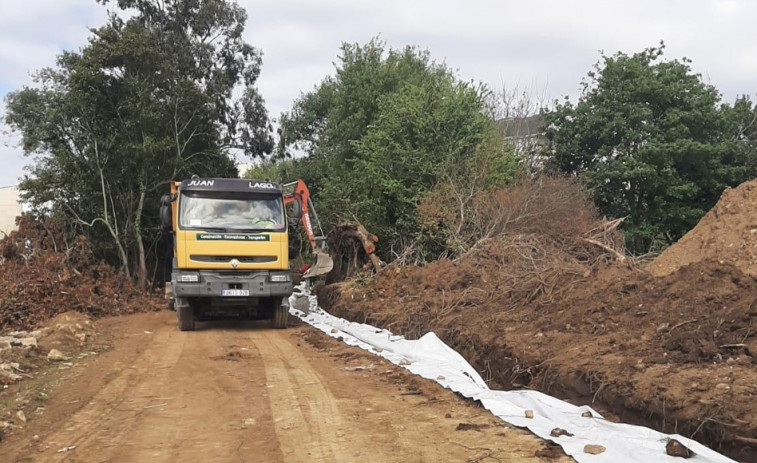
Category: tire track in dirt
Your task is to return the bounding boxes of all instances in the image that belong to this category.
[19,318,284,463]
[37,319,187,461]
[1,312,574,463]
[252,330,356,462]
[106,322,283,463]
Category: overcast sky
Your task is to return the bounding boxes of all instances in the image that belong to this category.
[1,0,756,187]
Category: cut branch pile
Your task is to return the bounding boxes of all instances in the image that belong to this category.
[0,216,161,331]
[425,178,630,312]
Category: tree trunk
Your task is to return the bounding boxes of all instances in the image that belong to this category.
[118,239,131,280]
[134,183,147,289]
[94,140,130,278]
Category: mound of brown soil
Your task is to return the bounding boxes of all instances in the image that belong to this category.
[320,258,757,462]
[37,312,98,354]
[650,179,757,276]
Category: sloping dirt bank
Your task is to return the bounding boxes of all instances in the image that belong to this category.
[320,179,757,462]
[650,180,757,277]
[319,262,757,461]
[320,259,757,462]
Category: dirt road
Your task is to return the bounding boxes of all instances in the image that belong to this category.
[1,312,570,463]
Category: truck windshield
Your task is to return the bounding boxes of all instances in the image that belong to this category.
[179,193,285,232]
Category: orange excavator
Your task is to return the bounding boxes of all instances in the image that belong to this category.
[283,180,334,279]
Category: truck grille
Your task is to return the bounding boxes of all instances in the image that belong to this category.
[190,255,277,263]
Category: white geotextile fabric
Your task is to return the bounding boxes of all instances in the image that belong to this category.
[289,288,736,463]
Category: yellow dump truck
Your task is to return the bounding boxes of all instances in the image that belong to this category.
[160,177,332,331]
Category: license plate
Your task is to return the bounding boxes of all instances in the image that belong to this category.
[221,289,249,297]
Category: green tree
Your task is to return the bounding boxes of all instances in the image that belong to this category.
[727,96,757,172]
[278,39,447,161]
[350,78,513,249]
[5,0,272,286]
[277,40,515,258]
[544,44,750,252]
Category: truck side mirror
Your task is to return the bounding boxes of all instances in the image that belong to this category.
[289,199,303,221]
[160,194,173,231]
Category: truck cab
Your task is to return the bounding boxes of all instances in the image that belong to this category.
[161,178,295,331]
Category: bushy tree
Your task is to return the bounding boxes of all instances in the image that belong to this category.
[544,44,751,252]
[278,39,516,258]
[5,0,272,285]
[350,77,514,250]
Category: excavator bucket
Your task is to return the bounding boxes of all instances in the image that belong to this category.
[302,249,334,279]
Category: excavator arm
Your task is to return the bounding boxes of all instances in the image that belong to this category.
[283,180,334,279]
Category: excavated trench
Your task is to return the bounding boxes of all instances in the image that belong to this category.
[318,259,757,463]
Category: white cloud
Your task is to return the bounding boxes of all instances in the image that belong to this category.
[242,0,757,118]
[1,0,757,186]
[0,39,61,85]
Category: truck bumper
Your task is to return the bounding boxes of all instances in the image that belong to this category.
[172,270,293,298]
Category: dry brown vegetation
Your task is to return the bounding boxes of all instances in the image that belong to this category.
[0,216,161,331]
[418,176,624,258]
[415,177,626,309]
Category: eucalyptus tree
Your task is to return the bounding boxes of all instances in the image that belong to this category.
[6,0,273,285]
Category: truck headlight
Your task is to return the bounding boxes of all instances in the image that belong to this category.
[179,274,199,282]
[270,274,290,283]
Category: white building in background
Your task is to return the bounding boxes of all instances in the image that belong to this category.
[0,186,23,237]
[237,163,254,177]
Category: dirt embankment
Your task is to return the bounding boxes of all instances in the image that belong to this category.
[319,180,757,463]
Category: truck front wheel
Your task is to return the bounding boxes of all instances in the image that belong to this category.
[177,298,196,331]
[272,303,288,329]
